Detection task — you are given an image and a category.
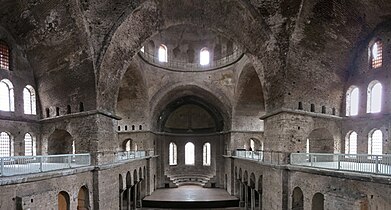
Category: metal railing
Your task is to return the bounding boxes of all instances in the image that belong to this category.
[116,150,154,162]
[232,150,289,165]
[139,48,244,71]
[0,154,90,177]
[291,153,391,175]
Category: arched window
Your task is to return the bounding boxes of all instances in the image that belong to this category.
[169,142,177,165]
[345,132,357,155]
[346,86,359,116]
[77,186,89,210]
[185,142,195,165]
[311,193,324,210]
[23,85,36,115]
[371,40,382,68]
[368,129,382,155]
[306,138,310,153]
[58,191,70,210]
[0,41,10,70]
[158,44,168,62]
[203,142,211,166]
[250,139,255,151]
[0,79,14,111]
[200,48,210,65]
[24,133,36,156]
[0,132,13,157]
[72,140,76,154]
[367,81,382,113]
[125,140,131,151]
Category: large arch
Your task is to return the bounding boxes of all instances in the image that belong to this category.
[96,0,274,112]
[48,130,74,155]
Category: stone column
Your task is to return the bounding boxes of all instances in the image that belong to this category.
[251,188,255,210]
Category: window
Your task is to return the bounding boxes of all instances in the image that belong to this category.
[72,140,75,154]
[185,142,195,165]
[371,41,382,68]
[0,132,13,157]
[0,41,10,70]
[203,142,211,166]
[158,44,168,62]
[368,129,382,155]
[23,85,36,115]
[250,139,255,150]
[169,142,177,165]
[140,46,145,53]
[0,79,14,111]
[24,133,36,156]
[200,48,210,65]
[125,140,131,151]
[367,81,382,113]
[306,138,310,153]
[345,132,357,155]
[346,86,359,116]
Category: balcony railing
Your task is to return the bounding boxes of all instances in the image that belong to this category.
[0,154,90,177]
[291,153,391,175]
[139,48,244,71]
[232,150,289,165]
[116,150,154,162]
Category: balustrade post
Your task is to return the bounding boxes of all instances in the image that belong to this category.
[1,157,4,176]
[375,156,379,174]
[68,155,72,168]
[39,156,43,172]
[310,154,313,166]
[337,154,341,170]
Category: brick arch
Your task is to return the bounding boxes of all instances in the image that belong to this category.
[96,0,272,112]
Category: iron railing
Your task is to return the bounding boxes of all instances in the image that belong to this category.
[116,150,154,162]
[291,153,391,175]
[232,150,289,165]
[139,48,244,71]
[0,154,90,177]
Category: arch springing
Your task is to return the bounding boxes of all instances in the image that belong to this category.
[23,85,37,115]
[203,142,211,166]
[0,79,14,112]
[169,142,177,165]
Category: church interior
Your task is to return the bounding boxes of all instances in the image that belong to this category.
[0,0,391,209]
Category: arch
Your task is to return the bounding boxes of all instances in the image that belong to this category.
[58,191,70,210]
[203,142,211,166]
[23,85,37,115]
[367,81,382,113]
[292,187,304,210]
[311,193,324,210]
[0,132,13,157]
[126,171,132,188]
[185,142,195,165]
[307,128,334,153]
[133,169,138,184]
[368,129,383,155]
[0,79,14,112]
[346,86,359,116]
[124,139,132,152]
[249,173,256,189]
[169,142,177,165]
[238,168,242,181]
[119,174,124,190]
[370,39,383,68]
[24,133,36,156]
[96,1,271,112]
[243,170,248,184]
[345,131,357,155]
[0,40,10,70]
[200,47,210,65]
[48,129,74,155]
[77,186,90,210]
[139,167,143,181]
[158,44,168,62]
[257,175,263,192]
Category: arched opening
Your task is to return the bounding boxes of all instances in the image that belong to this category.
[0,132,13,157]
[367,81,382,113]
[346,86,359,116]
[158,44,168,62]
[0,41,10,70]
[23,85,36,115]
[58,191,70,210]
[345,131,357,155]
[307,128,334,153]
[311,193,324,210]
[169,142,177,165]
[200,48,210,65]
[185,142,195,165]
[48,130,74,155]
[77,186,90,210]
[368,129,383,155]
[257,175,263,209]
[292,187,304,210]
[0,79,14,112]
[371,40,383,68]
[203,142,211,166]
[24,133,36,156]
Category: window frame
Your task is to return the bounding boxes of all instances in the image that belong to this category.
[203,142,211,166]
[371,40,383,69]
[23,85,37,115]
[158,44,168,63]
[0,79,14,112]
[200,47,210,66]
[367,81,382,114]
[0,132,13,157]
[346,86,359,116]
[185,142,195,165]
[0,41,10,71]
[169,142,177,166]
